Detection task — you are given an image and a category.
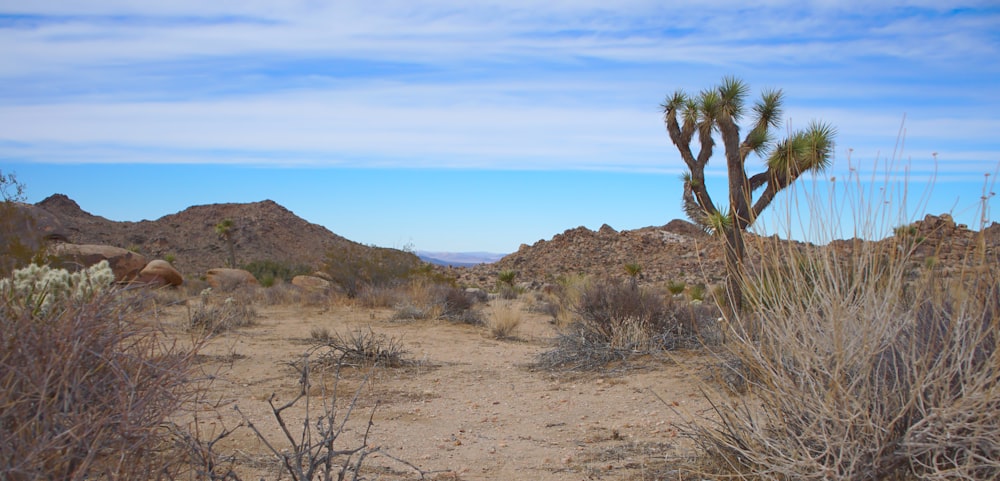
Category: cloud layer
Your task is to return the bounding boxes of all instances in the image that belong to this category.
[2,1,998,180]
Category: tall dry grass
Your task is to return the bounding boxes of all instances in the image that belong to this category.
[680,154,1000,480]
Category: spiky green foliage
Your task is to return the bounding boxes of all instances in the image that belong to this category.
[662,77,836,310]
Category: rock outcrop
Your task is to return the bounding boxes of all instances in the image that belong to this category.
[139,260,184,287]
[206,268,259,291]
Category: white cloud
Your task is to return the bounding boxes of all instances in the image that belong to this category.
[0,0,997,180]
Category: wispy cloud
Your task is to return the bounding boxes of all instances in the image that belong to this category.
[1,1,998,180]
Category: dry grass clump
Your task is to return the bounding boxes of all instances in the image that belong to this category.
[390,282,484,324]
[486,300,522,340]
[1,275,202,480]
[537,279,719,371]
[682,233,999,480]
[188,289,258,333]
[679,161,1000,480]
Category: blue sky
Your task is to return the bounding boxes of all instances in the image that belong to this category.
[1,1,998,253]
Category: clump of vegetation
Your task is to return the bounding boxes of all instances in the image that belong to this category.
[624,262,642,288]
[537,279,718,371]
[0,170,46,278]
[675,155,1000,480]
[497,269,519,299]
[188,289,258,334]
[390,283,484,324]
[309,326,410,369]
[242,259,313,287]
[666,279,686,295]
[0,260,114,315]
[1,264,202,480]
[680,233,999,480]
[322,243,421,298]
[486,300,522,340]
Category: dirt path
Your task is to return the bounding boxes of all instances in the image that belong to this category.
[176,301,713,480]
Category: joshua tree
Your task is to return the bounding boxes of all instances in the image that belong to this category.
[214,218,236,268]
[624,262,642,290]
[662,76,835,311]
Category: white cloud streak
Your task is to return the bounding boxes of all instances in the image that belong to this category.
[0,0,998,179]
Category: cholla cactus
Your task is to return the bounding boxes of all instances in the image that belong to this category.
[0,261,115,314]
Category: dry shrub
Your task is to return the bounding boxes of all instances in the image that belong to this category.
[235,353,428,481]
[188,294,257,334]
[0,289,202,480]
[256,281,304,306]
[390,283,482,324]
[309,326,410,369]
[487,300,522,339]
[537,279,717,371]
[356,284,404,309]
[680,162,1000,480]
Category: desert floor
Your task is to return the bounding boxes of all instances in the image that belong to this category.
[164,299,717,480]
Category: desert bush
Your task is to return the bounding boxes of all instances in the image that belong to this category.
[242,259,312,287]
[234,353,426,481]
[537,279,716,371]
[0,273,202,480]
[309,326,410,369]
[188,293,258,334]
[683,233,999,480]
[256,281,304,306]
[666,280,686,295]
[487,300,522,340]
[1,260,114,315]
[322,243,421,298]
[678,162,1000,480]
[390,283,483,324]
[356,284,404,309]
[497,269,519,299]
[0,171,48,278]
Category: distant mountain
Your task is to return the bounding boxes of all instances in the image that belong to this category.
[416,251,506,267]
[32,194,414,276]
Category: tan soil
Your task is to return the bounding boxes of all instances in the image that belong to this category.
[165,299,717,480]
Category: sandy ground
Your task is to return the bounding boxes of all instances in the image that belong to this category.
[165,299,716,480]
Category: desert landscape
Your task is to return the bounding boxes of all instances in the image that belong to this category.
[2,192,999,480]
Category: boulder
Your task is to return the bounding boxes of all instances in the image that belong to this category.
[205,268,258,291]
[291,275,330,291]
[52,243,147,282]
[139,260,183,287]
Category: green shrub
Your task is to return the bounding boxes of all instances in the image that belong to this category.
[666,280,686,295]
[322,244,421,298]
[242,259,312,286]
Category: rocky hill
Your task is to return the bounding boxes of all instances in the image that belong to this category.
[455,220,728,288]
[456,214,1000,289]
[22,194,1000,289]
[33,194,364,277]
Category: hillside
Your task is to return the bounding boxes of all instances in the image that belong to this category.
[457,214,1000,289]
[34,194,363,276]
[455,220,727,288]
[26,194,1000,289]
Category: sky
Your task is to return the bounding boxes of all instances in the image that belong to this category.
[1,1,998,253]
